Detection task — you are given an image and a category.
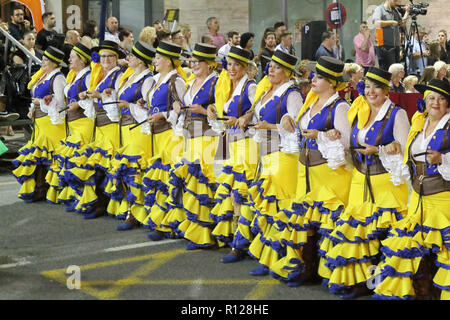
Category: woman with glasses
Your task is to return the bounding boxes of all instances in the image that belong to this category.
[63,40,124,218]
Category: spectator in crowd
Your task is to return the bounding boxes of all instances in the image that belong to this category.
[255,30,275,75]
[171,29,184,47]
[12,29,41,66]
[295,78,312,100]
[437,29,449,63]
[403,74,418,93]
[273,21,287,44]
[342,62,364,102]
[80,19,98,48]
[218,30,240,60]
[201,34,214,45]
[275,31,294,55]
[138,26,157,47]
[434,60,448,82]
[8,5,26,41]
[405,25,428,76]
[118,28,134,71]
[333,33,345,61]
[388,63,405,92]
[179,23,193,53]
[157,29,171,43]
[61,29,81,75]
[372,0,410,71]
[239,32,255,60]
[296,59,313,80]
[419,65,435,84]
[153,20,163,32]
[427,40,441,67]
[36,12,57,51]
[104,16,120,44]
[206,17,225,49]
[353,21,376,74]
[315,30,336,61]
[246,60,258,80]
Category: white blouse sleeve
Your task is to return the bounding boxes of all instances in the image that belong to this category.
[164,77,186,126]
[247,82,257,105]
[392,108,411,151]
[43,74,66,124]
[128,77,155,135]
[438,152,450,181]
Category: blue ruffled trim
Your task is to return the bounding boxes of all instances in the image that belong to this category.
[230,230,251,250]
[325,253,380,271]
[379,243,426,259]
[372,293,414,300]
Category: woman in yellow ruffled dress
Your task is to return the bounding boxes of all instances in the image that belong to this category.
[146,43,220,245]
[324,67,411,299]
[205,46,258,253]
[134,41,186,236]
[12,47,67,203]
[64,40,124,218]
[45,43,94,208]
[374,78,450,300]
[236,50,304,276]
[98,41,155,228]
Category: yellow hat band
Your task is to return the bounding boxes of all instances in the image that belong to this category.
[133,46,154,62]
[366,72,390,87]
[427,85,449,97]
[73,46,91,62]
[99,49,118,58]
[192,50,216,60]
[316,63,343,78]
[272,55,295,71]
[156,47,181,58]
[227,52,249,64]
[44,51,63,63]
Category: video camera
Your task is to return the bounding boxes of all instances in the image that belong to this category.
[409,0,428,17]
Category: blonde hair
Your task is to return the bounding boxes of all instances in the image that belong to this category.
[434,60,447,73]
[403,75,418,90]
[139,26,156,46]
[388,63,404,75]
[344,63,362,76]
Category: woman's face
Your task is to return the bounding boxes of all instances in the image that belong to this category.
[227,58,246,82]
[268,61,289,86]
[364,80,388,107]
[350,67,363,86]
[124,33,134,45]
[246,37,254,50]
[154,53,171,73]
[426,91,449,120]
[311,73,333,94]
[41,55,56,73]
[265,34,276,48]
[438,66,447,79]
[69,50,85,71]
[191,59,210,78]
[438,32,447,44]
[99,49,118,71]
[128,53,142,69]
[23,33,35,49]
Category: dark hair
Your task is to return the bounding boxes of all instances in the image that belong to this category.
[82,20,97,38]
[11,5,24,14]
[280,31,292,39]
[273,22,285,30]
[240,32,254,49]
[227,30,239,39]
[201,34,212,43]
[119,28,132,41]
[156,30,171,41]
[321,30,334,42]
[42,12,54,22]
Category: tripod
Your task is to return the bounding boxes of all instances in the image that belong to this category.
[404,16,426,76]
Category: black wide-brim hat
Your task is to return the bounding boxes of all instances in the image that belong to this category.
[72,42,92,63]
[43,46,67,68]
[156,41,185,60]
[192,43,219,62]
[227,46,252,65]
[271,49,300,76]
[364,67,392,88]
[132,41,156,65]
[92,40,126,59]
[309,56,345,82]
[415,78,450,101]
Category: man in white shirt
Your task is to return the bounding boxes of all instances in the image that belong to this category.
[275,31,294,55]
[218,30,240,60]
[104,16,120,44]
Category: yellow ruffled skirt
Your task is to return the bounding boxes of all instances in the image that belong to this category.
[138,129,183,234]
[373,190,450,300]
[64,122,120,214]
[210,137,259,249]
[248,151,299,270]
[105,124,152,219]
[12,116,66,202]
[269,161,353,282]
[325,169,409,295]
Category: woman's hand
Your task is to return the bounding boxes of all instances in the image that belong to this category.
[281,116,296,133]
[147,112,165,124]
[27,110,33,119]
[173,101,182,114]
[224,116,238,127]
[86,90,101,99]
[68,101,79,112]
[358,143,379,155]
[103,88,114,96]
[325,129,341,141]
[43,95,53,105]
[32,98,40,106]
[426,150,442,165]
[137,98,146,110]
[384,141,402,155]
[301,129,319,140]
[237,112,252,131]
[189,104,207,115]
[78,91,88,100]
[254,120,274,130]
[207,104,218,120]
[117,100,130,109]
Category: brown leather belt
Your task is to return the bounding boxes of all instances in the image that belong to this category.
[299,148,327,167]
[228,129,253,144]
[185,116,218,138]
[353,157,388,175]
[151,118,171,134]
[412,161,450,196]
[95,104,117,127]
[257,129,280,157]
[120,113,137,126]
[67,107,86,122]
[34,106,47,119]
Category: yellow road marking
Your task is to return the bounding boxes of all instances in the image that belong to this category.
[0,181,16,186]
[244,279,279,300]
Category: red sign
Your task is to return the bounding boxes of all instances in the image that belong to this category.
[326,3,347,29]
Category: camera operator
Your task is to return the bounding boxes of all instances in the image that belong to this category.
[372,0,411,71]
[405,25,429,76]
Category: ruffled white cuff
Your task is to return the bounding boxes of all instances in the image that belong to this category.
[41,99,64,125]
[78,99,95,120]
[129,103,151,135]
[378,145,410,186]
[438,152,450,181]
[277,123,299,154]
[166,110,179,128]
[317,131,347,170]
[101,92,119,122]
[208,118,226,135]
[173,114,185,137]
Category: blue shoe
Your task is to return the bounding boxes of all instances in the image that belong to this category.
[249,266,269,276]
[185,242,199,250]
[116,222,136,231]
[148,232,165,241]
[65,202,76,212]
[221,250,245,263]
[286,279,304,287]
[83,212,104,219]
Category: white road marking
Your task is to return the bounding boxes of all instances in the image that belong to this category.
[103,239,181,253]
